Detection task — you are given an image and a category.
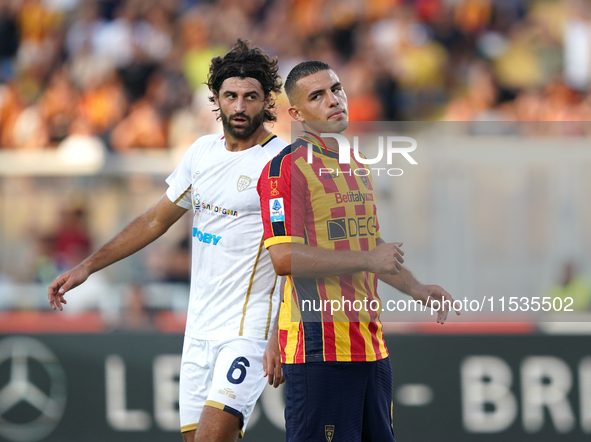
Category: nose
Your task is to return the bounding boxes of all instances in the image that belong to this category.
[234,96,246,113]
[327,91,339,107]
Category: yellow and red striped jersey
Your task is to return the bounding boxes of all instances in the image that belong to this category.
[257,133,389,363]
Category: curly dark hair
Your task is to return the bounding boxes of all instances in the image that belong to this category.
[207,39,282,122]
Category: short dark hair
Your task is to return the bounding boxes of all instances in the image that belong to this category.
[207,39,282,122]
[284,60,333,99]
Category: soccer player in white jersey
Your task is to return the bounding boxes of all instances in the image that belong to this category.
[48,39,287,442]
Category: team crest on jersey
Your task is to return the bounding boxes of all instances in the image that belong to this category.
[325,425,335,441]
[237,175,252,192]
[192,189,201,215]
[270,180,280,196]
[360,175,369,189]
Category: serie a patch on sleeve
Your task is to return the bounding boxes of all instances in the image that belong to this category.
[269,198,285,222]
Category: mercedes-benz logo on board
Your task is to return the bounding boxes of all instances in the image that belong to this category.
[0,337,67,442]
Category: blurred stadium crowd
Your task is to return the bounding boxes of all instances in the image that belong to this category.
[1,0,591,152]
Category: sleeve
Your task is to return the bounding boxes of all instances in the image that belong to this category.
[258,148,306,249]
[165,144,194,210]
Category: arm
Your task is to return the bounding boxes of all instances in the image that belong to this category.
[48,194,188,310]
[267,241,405,278]
[375,237,460,324]
[263,276,285,388]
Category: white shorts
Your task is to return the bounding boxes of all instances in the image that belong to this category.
[179,336,267,438]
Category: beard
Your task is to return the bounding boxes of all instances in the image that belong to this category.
[220,107,266,140]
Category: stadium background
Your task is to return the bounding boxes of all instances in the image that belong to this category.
[1,0,591,441]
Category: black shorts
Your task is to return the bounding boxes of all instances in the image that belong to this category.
[284,357,396,442]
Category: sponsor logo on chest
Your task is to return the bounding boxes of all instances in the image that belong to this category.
[192,228,222,245]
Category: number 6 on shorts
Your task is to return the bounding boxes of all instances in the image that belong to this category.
[227,357,250,384]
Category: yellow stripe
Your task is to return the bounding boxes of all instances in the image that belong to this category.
[174,185,192,205]
[264,275,278,340]
[333,321,352,362]
[181,423,198,433]
[259,132,275,147]
[204,400,225,411]
[239,235,264,336]
[264,235,305,248]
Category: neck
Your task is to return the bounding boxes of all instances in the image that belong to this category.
[224,125,270,152]
[301,123,340,152]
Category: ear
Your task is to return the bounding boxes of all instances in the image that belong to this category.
[213,93,220,107]
[288,105,304,122]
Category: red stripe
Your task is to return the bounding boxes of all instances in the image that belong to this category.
[339,162,360,191]
[349,322,367,362]
[367,321,382,358]
[359,237,369,252]
[331,206,346,218]
[374,205,380,234]
[334,239,367,361]
[363,269,381,359]
[318,278,337,361]
[355,204,366,216]
[279,329,288,363]
[363,261,379,323]
[294,323,305,363]
[334,240,350,251]
[303,185,317,247]
[360,236,381,359]
[314,156,339,194]
[322,322,337,361]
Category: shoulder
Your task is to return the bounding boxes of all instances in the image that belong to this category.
[266,143,296,178]
[180,133,223,164]
[189,133,224,151]
[260,135,288,157]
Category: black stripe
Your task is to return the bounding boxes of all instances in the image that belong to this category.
[271,221,286,237]
[223,405,244,429]
[293,278,324,360]
[260,134,277,147]
[269,145,293,178]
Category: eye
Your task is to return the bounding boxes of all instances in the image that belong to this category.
[312,94,321,101]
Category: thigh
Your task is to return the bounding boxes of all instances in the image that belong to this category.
[206,338,268,435]
[361,358,396,442]
[193,405,242,442]
[179,337,213,434]
[284,362,369,442]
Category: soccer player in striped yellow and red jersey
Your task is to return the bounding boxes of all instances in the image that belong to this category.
[257,61,459,441]
[261,131,389,364]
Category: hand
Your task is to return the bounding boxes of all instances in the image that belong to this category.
[367,242,404,275]
[410,284,460,324]
[263,332,284,388]
[47,264,90,311]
